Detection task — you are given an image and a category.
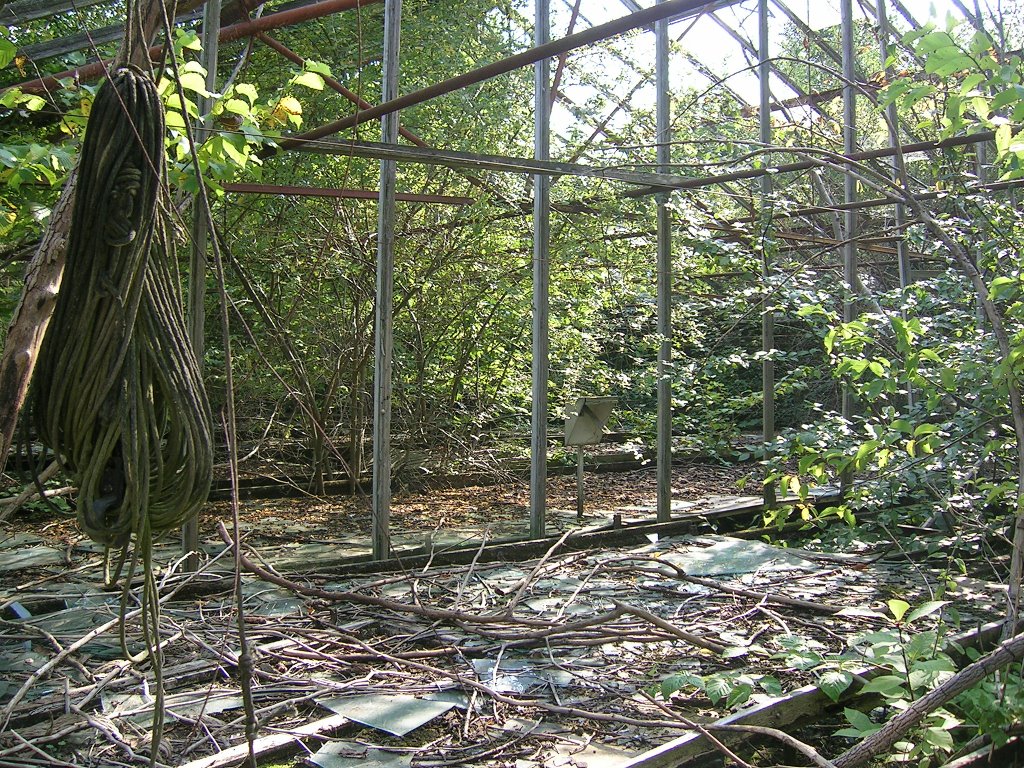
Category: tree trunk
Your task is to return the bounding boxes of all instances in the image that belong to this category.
[348,354,368,495]
[0,178,75,475]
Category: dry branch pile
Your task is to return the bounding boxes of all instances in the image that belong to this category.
[0,522,1005,767]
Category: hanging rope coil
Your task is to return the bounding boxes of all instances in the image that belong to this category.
[33,64,213,763]
[33,64,213,553]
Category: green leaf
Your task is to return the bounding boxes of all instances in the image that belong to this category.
[758,676,783,697]
[174,29,202,52]
[725,683,753,709]
[824,328,837,354]
[223,97,251,116]
[853,439,879,469]
[996,122,1014,154]
[661,672,702,698]
[788,475,803,498]
[704,675,733,705]
[888,599,911,622]
[219,133,248,166]
[991,86,1024,112]
[0,35,15,69]
[905,600,948,625]
[292,71,325,90]
[165,109,186,130]
[819,670,853,702]
[304,59,333,77]
[843,707,877,733]
[860,674,907,698]
[922,726,954,750]
[0,87,22,108]
[891,419,913,434]
[960,72,986,94]
[19,95,45,111]
[179,71,211,96]
[989,275,1017,299]
[235,83,258,104]
[835,727,871,738]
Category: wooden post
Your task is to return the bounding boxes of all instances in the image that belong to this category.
[576,444,585,523]
[372,0,401,560]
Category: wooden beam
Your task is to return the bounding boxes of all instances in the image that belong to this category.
[176,714,350,768]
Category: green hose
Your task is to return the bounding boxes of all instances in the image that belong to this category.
[34,64,212,549]
[32,64,214,763]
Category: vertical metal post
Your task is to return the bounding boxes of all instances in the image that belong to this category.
[530,0,551,540]
[758,0,776,508]
[183,0,221,568]
[841,0,858,489]
[655,0,672,522]
[876,0,914,410]
[841,0,857,361]
[372,0,401,560]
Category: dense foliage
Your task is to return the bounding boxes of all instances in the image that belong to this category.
[2,4,1023,497]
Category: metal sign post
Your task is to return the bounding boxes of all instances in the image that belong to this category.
[565,396,616,522]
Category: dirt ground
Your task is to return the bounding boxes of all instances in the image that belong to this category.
[3,460,754,546]
[215,461,758,545]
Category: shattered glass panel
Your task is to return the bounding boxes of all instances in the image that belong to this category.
[318,694,457,736]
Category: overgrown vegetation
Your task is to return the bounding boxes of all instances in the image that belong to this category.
[3,0,1024,764]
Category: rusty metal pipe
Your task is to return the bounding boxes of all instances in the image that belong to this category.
[11,0,381,93]
[274,0,733,153]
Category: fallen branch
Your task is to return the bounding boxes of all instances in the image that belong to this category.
[0,460,72,521]
[833,629,1024,768]
[611,599,728,654]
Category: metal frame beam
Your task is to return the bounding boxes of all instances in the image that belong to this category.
[11,0,382,93]
[300,138,689,188]
[182,0,221,571]
[877,0,914,410]
[654,0,672,523]
[275,0,740,152]
[297,129,1000,197]
[758,0,775,509]
[371,0,401,561]
[840,0,858,494]
[530,0,551,540]
[221,183,472,204]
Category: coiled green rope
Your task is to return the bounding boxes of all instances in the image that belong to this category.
[32,65,213,762]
